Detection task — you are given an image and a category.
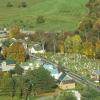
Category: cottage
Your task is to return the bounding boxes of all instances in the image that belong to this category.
[43,63,62,80]
[29,43,45,54]
[0,61,15,72]
[20,59,43,72]
[91,70,100,82]
[0,30,7,38]
[58,74,75,90]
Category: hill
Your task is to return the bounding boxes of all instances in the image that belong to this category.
[0,0,88,32]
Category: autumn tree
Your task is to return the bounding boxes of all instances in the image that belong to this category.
[64,36,73,53]
[71,34,82,53]
[82,41,95,57]
[8,25,23,39]
[95,39,100,58]
[6,42,26,63]
[93,18,100,38]
[2,46,8,58]
[78,17,93,39]
[86,0,100,18]
[64,34,82,53]
[78,0,100,39]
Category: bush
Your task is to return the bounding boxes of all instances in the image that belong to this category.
[6,2,13,7]
[36,16,45,24]
[58,92,77,100]
[19,2,27,8]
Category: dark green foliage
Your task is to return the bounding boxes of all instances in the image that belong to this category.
[36,16,45,24]
[2,39,14,47]
[58,92,77,100]
[78,0,100,38]
[6,2,13,7]
[81,87,100,100]
[26,67,56,95]
[19,2,27,8]
[15,64,24,75]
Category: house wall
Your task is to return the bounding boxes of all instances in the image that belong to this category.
[59,83,75,90]
[91,74,100,81]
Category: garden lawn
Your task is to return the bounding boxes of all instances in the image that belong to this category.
[0,96,38,100]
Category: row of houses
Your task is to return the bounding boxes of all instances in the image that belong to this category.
[0,59,75,90]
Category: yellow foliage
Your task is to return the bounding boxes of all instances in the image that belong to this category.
[7,32,13,38]
[6,42,26,63]
[96,40,100,49]
[72,34,81,43]
[60,45,64,54]
[59,40,64,54]
[8,25,21,39]
[82,41,95,57]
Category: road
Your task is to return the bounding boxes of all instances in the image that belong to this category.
[30,54,100,92]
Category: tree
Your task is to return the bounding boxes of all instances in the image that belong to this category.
[26,67,56,95]
[86,0,100,18]
[95,39,100,58]
[78,17,93,39]
[81,87,100,100]
[8,25,23,39]
[64,36,73,53]
[71,34,82,53]
[15,64,24,75]
[82,41,95,57]
[36,16,45,24]
[6,42,26,63]
[57,92,77,100]
[20,2,27,8]
[6,2,13,7]
[0,73,16,97]
[2,46,8,58]
[93,18,100,37]
[78,0,100,39]
[23,80,32,100]
[2,39,14,47]
[35,31,47,51]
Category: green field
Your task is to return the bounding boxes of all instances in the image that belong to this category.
[0,96,38,100]
[0,0,88,32]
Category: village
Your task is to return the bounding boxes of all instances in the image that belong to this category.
[0,0,100,100]
[0,27,100,100]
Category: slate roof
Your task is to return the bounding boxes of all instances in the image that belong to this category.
[43,63,59,75]
[58,73,74,84]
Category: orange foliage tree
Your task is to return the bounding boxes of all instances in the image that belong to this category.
[6,42,26,63]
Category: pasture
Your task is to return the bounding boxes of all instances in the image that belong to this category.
[0,0,88,32]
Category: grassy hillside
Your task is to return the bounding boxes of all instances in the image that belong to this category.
[0,0,88,32]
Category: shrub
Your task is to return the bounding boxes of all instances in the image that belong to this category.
[36,16,45,24]
[6,2,13,7]
[19,1,27,8]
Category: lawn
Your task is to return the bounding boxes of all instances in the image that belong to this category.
[0,96,38,100]
[0,0,88,32]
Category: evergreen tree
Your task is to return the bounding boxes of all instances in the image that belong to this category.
[26,67,56,95]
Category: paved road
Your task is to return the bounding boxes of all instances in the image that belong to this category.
[30,54,100,92]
